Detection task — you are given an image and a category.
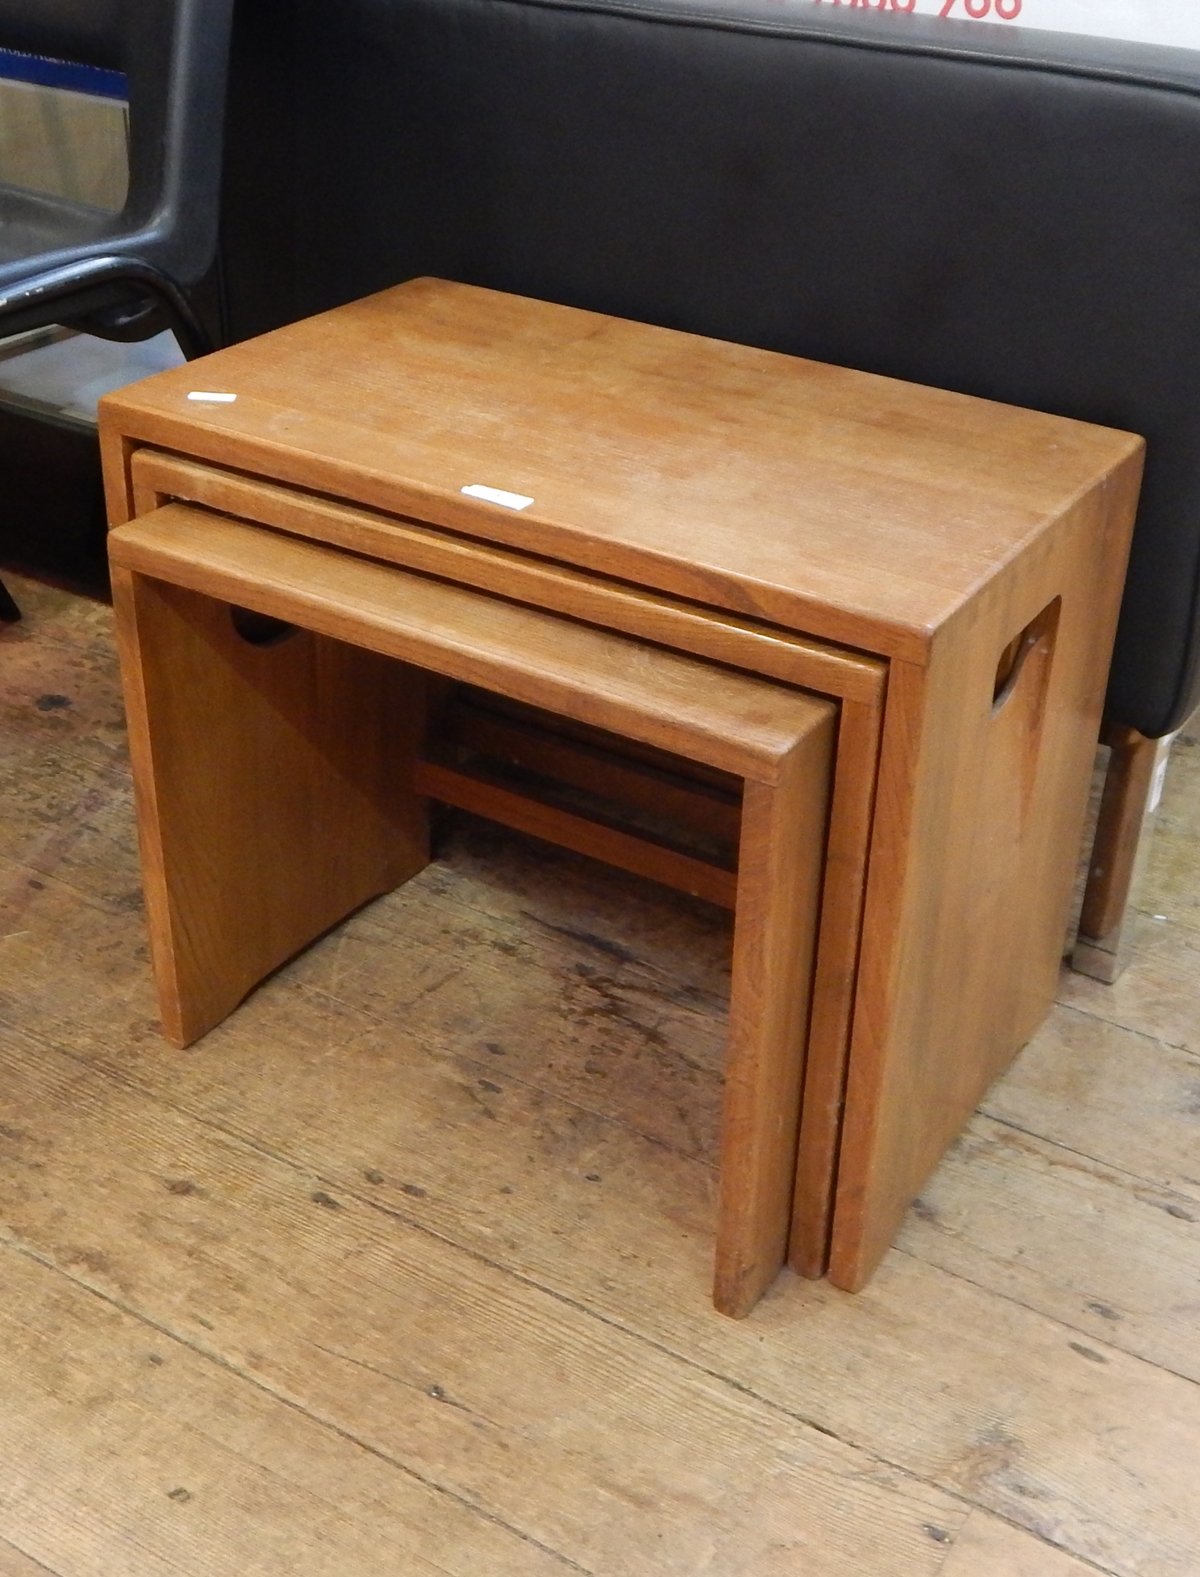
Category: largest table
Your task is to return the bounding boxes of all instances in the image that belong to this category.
[99,278,1142,1304]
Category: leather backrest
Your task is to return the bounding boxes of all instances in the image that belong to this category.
[0,0,124,70]
[221,0,1200,734]
[0,0,234,288]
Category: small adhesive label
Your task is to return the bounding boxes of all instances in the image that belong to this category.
[187,391,237,403]
[461,483,534,511]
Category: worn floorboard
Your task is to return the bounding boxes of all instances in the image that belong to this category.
[938,1514,1106,1577]
[0,1537,62,1577]
[1,571,1198,1576]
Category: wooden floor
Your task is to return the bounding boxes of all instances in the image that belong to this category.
[1,569,1198,1577]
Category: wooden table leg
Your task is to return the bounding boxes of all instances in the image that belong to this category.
[111,567,430,1047]
[713,719,834,1318]
[788,694,884,1280]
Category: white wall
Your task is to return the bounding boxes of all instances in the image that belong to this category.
[804,0,1200,50]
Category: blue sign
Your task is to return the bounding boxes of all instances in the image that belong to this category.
[0,47,126,101]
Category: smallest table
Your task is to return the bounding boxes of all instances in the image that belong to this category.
[100,278,1142,1314]
[108,503,834,1317]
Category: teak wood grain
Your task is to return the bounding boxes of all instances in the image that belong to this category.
[110,507,830,786]
[440,691,744,846]
[108,507,835,1314]
[412,756,739,908]
[124,445,886,1277]
[716,739,832,1314]
[101,277,1135,662]
[99,278,1143,1298]
[125,448,884,706]
[788,692,882,1277]
[109,566,429,1048]
[829,458,1143,1287]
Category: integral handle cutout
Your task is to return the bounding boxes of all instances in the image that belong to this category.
[230,605,299,648]
[992,597,1061,716]
[988,597,1062,835]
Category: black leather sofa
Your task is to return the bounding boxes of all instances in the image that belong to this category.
[221,0,1200,753]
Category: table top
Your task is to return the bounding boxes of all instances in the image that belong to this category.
[100,277,1142,663]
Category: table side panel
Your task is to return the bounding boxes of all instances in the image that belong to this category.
[99,424,137,528]
[716,719,836,1317]
[110,566,430,1047]
[829,448,1144,1290]
[789,692,886,1279]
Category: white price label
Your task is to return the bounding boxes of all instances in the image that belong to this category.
[460,483,535,510]
[806,0,1200,49]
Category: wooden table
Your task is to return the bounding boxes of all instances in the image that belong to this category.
[99,279,1142,1312]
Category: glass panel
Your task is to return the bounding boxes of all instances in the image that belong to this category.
[0,329,184,427]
